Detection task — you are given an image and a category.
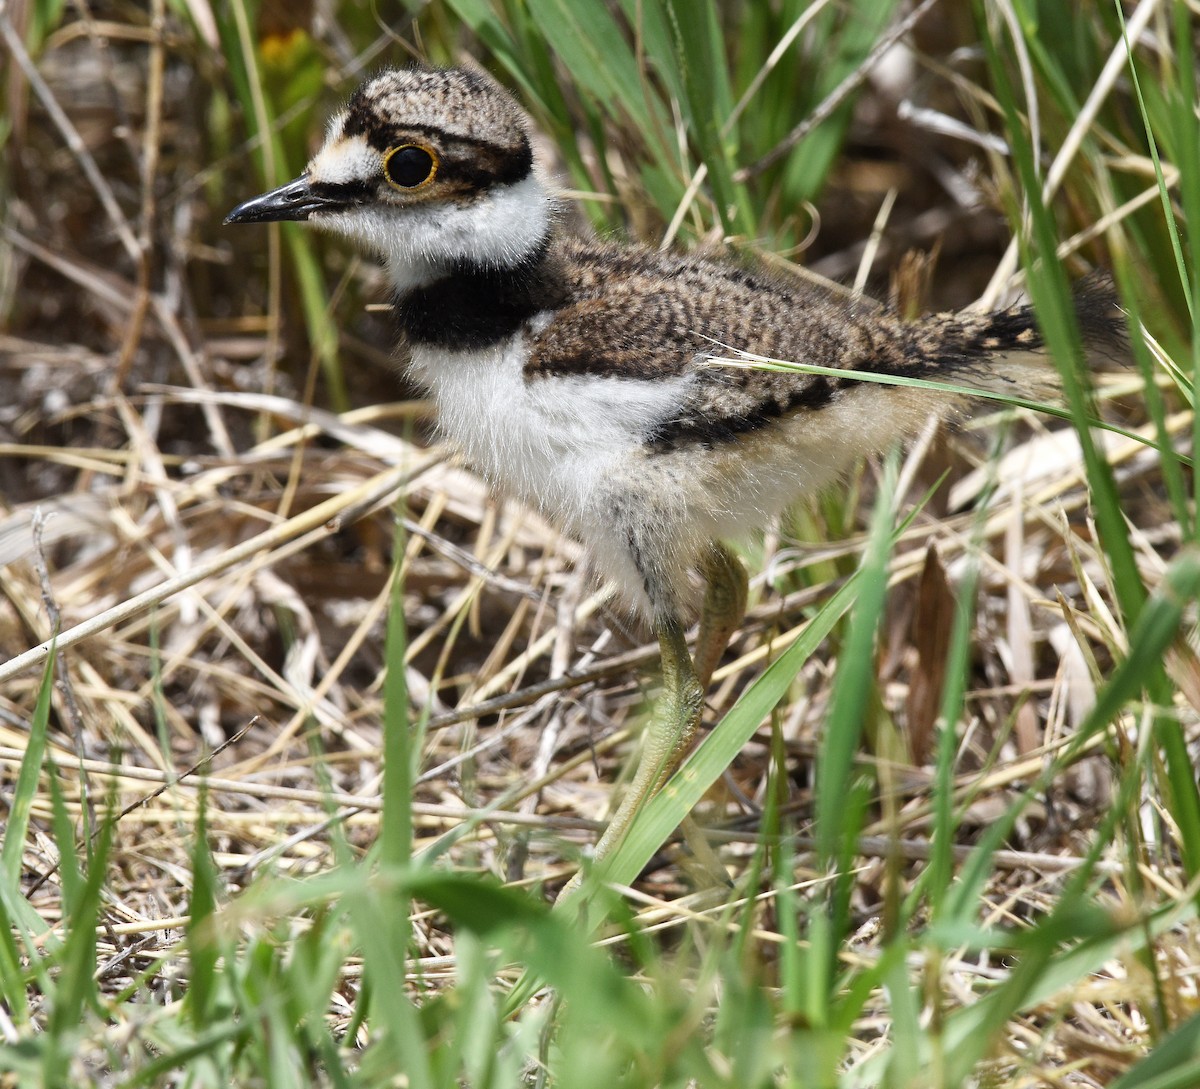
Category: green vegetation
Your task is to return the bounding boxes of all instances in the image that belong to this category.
[1,1,1197,1086]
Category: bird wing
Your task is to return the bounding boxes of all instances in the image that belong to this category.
[525,241,879,448]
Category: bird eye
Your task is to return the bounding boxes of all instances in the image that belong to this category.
[383,144,438,190]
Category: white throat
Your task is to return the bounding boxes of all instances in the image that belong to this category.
[316,173,553,294]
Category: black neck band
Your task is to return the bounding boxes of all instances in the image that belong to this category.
[395,237,565,351]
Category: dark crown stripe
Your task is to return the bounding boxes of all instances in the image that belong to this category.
[340,111,533,189]
[342,105,531,163]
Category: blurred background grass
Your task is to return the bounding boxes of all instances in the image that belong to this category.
[2,1,1199,1086]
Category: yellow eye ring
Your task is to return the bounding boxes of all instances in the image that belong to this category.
[383,144,439,190]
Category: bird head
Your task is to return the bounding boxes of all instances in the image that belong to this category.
[226,66,550,289]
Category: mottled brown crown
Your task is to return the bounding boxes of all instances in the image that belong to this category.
[343,66,531,164]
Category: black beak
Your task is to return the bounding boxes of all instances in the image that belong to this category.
[225,175,347,224]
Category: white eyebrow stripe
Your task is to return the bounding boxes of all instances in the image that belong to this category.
[309,135,380,185]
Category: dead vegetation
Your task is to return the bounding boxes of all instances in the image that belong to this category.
[1,3,1196,1084]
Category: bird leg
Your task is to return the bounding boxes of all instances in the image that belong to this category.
[584,614,704,866]
[693,544,750,690]
[568,544,749,885]
[677,545,748,883]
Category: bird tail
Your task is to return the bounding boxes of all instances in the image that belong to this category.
[913,273,1125,403]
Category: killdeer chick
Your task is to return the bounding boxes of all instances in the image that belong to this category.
[227,65,1118,872]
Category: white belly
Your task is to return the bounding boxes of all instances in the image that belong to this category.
[407,334,692,533]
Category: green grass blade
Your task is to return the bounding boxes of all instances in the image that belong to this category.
[978,2,1144,621]
[584,568,863,928]
[2,649,55,884]
[0,649,60,949]
[345,879,433,1087]
[815,451,896,870]
[658,0,746,234]
[1113,0,1194,325]
[41,803,111,1085]
[44,766,81,923]
[980,0,1200,885]
[524,0,663,140]
[945,547,1200,923]
[381,516,414,870]
[0,869,31,1024]
[711,356,1175,461]
[184,785,220,1030]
